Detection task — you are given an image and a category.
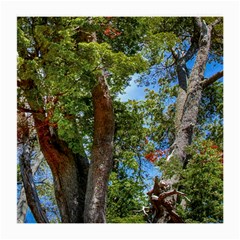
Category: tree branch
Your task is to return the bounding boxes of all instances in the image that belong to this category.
[18,106,45,114]
[201,70,223,88]
[182,43,198,62]
[210,17,223,28]
[171,48,179,61]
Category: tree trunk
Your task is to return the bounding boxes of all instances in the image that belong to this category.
[19,142,49,223]
[18,80,89,223]
[84,74,115,223]
[172,18,215,166]
[33,116,89,223]
[156,18,223,223]
[17,150,43,223]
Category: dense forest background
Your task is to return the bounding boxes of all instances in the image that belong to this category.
[16,17,224,224]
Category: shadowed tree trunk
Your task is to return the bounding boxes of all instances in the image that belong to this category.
[18,80,89,223]
[36,124,89,223]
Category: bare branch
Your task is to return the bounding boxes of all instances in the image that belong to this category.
[201,70,223,88]
[142,206,149,217]
[158,189,185,201]
[133,206,150,217]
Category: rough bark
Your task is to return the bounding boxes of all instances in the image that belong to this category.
[17,151,43,223]
[171,18,218,166]
[174,64,188,134]
[84,74,115,223]
[172,20,199,135]
[156,17,223,223]
[18,80,89,223]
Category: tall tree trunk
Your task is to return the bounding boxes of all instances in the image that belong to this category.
[18,80,89,223]
[171,18,218,166]
[151,17,223,223]
[82,28,115,223]
[84,74,115,223]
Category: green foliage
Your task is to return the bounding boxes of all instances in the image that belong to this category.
[179,140,223,223]
[143,85,177,148]
[96,17,147,55]
[17,17,148,156]
[142,32,179,65]
[114,100,148,161]
[197,81,223,148]
[34,157,61,223]
[17,17,223,223]
[156,156,182,182]
[108,214,145,223]
[106,99,151,222]
[106,172,147,222]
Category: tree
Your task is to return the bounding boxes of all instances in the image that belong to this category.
[170,17,223,166]
[17,17,223,224]
[17,17,147,223]
[139,17,223,223]
[179,140,223,223]
[106,100,150,223]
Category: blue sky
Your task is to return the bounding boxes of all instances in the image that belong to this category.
[25,208,36,223]
[119,59,223,102]
[118,74,147,102]
[118,74,160,102]
[118,82,146,102]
